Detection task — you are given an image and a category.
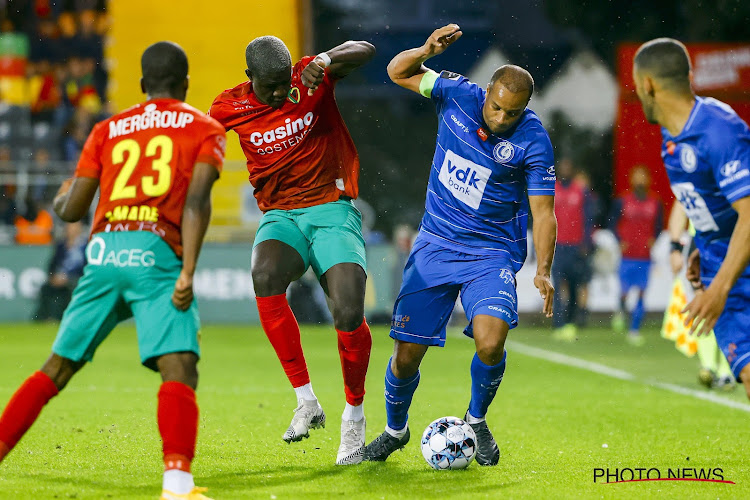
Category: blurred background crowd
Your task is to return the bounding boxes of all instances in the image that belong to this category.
[0,0,748,377]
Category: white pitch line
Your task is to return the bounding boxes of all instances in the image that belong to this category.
[506,340,750,413]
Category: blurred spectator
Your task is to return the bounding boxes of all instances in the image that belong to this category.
[571,169,600,327]
[32,220,87,321]
[551,158,595,341]
[28,59,62,121]
[14,193,53,244]
[0,185,15,225]
[63,105,95,160]
[609,166,663,345]
[30,147,57,200]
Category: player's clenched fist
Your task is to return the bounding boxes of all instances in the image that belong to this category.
[172,270,194,311]
[423,24,462,57]
[302,56,328,95]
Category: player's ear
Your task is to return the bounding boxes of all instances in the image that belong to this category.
[245,68,252,80]
[643,75,655,96]
[688,69,694,88]
[140,77,146,94]
[183,76,189,92]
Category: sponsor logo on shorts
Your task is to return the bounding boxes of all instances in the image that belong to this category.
[487,305,511,318]
[493,141,515,163]
[392,314,410,329]
[438,149,491,210]
[497,289,516,304]
[499,269,515,285]
[680,144,697,173]
[87,236,156,268]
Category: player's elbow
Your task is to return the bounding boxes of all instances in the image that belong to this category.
[348,40,376,59]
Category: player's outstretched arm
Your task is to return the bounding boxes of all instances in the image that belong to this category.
[53,177,99,222]
[683,196,750,335]
[386,24,462,94]
[172,163,219,311]
[529,195,557,317]
[301,40,375,92]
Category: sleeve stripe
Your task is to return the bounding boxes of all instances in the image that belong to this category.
[727,184,750,201]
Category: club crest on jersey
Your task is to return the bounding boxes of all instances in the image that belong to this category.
[493,141,514,163]
[287,87,301,104]
[680,144,697,173]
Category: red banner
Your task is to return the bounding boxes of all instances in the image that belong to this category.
[614,43,750,211]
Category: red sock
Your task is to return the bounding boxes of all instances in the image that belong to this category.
[158,381,198,473]
[0,370,58,462]
[337,318,372,406]
[256,294,310,388]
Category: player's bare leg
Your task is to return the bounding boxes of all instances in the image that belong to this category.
[363,341,428,462]
[465,315,508,466]
[0,353,82,463]
[252,240,325,442]
[321,263,371,464]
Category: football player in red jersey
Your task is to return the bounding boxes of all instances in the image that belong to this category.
[0,42,225,499]
[210,36,375,465]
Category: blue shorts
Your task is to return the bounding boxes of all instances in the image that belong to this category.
[389,238,519,347]
[619,258,651,292]
[701,250,750,380]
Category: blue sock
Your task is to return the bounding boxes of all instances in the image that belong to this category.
[468,351,506,419]
[631,295,645,331]
[384,358,420,432]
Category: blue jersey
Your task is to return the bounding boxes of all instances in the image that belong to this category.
[662,97,750,275]
[418,71,555,272]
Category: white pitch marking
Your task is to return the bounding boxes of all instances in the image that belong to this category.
[506,340,750,413]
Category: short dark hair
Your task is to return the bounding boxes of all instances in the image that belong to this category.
[245,36,292,77]
[634,38,691,91]
[141,41,188,94]
[490,65,534,98]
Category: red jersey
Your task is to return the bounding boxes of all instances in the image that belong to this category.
[615,192,662,259]
[209,56,359,212]
[75,98,226,257]
[555,181,586,245]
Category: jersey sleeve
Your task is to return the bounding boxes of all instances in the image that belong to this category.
[196,119,227,174]
[709,126,750,203]
[425,71,476,111]
[74,121,105,179]
[207,95,235,132]
[523,128,556,196]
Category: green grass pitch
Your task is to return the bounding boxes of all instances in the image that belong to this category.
[0,322,748,499]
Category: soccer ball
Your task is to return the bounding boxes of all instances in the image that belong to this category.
[420,416,477,470]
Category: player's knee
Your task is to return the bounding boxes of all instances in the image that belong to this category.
[252,267,288,296]
[40,353,82,391]
[157,352,198,390]
[332,303,364,332]
[392,343,424,379]
[476,338,506,366]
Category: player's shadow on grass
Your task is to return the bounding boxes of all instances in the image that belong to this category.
[10,472,156,496]
[207,462,519,495]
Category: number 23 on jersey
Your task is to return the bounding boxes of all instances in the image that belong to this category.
[110,135,174,201]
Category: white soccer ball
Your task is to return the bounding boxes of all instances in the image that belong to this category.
[420,416,477,470]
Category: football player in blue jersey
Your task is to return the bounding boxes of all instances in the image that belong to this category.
[363,24,557,465]
[633,38,750,400]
